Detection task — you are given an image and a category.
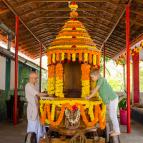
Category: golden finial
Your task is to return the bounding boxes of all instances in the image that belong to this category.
[69,2,78,19]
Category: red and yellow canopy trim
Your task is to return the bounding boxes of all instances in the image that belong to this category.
[47,49,100,68]
[115,41,143,65]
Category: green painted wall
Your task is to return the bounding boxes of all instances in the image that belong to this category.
[0,57,10,121]
[5,58,11,94]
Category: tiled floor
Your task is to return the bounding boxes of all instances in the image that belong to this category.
[119,120,143,143]
[0,120,143,143]
[0,121,26,143]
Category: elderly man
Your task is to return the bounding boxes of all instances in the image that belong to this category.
[25,71,47,142]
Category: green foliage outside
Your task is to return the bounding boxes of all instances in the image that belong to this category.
[100,58,124,92]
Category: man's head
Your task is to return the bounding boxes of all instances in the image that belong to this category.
[90,69,100,81]
[29,71,38,85]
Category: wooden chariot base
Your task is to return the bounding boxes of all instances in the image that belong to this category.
[40,126,105,143]
[49,138,105,143]
[40,137,105,143]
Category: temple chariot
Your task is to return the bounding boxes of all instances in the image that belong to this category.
[40,2,107,143]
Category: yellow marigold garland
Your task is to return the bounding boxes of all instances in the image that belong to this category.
[93,54,97,66]
[52,53,56,63]
[61,52,65,61]
[81,63,91,97]
[72,53,76,62]
[55,63,64,97]
[84,53,88,62]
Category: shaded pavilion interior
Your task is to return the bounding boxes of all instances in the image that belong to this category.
[0,0,143,137]
[0,0,143,59]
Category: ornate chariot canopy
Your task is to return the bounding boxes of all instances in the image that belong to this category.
[47,2,100,68]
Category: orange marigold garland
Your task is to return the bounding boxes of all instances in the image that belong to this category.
[89,53,93,64]
[98,104,106,129]
[56,52,60,62]
[67,51,71,62]
[78,51,82,62]
[80,104,99,127]
[97,54,100,67]
[46,103,72,127]
[41,104,47,125]
[40,102,105,129]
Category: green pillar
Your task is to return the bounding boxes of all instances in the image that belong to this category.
[5,58,11,95]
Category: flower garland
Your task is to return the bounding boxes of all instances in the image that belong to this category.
[89,53,93,64]
[84,53,88,62]
[115,41,143,65]
[61,52,65,62]
[40,100,106,129]
[55,63,64,97]
[79,52,82,62]
[47,49,100,67]
[72,53,76,62]
[98,104,106,129]
[80,104,99,127]
[56,52,60,62]
[52,53,56,63]
[67,51,71,62]
[46,103,71,126]
[93,55,97,66]
[48,65,55,95]
[81,63,91,97]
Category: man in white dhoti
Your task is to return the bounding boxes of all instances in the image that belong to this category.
[25,72,47,143]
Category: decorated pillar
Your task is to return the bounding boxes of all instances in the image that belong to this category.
[132,52,139,103]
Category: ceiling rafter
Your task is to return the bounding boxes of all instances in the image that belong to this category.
[12,0,120,9]
[20,7,115,17]
[25,16,115,25]
[19,35,53,45]
[0,8,9,15]
[19,37,53,50]
[93,34,124,51]
[2,0,46,48]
